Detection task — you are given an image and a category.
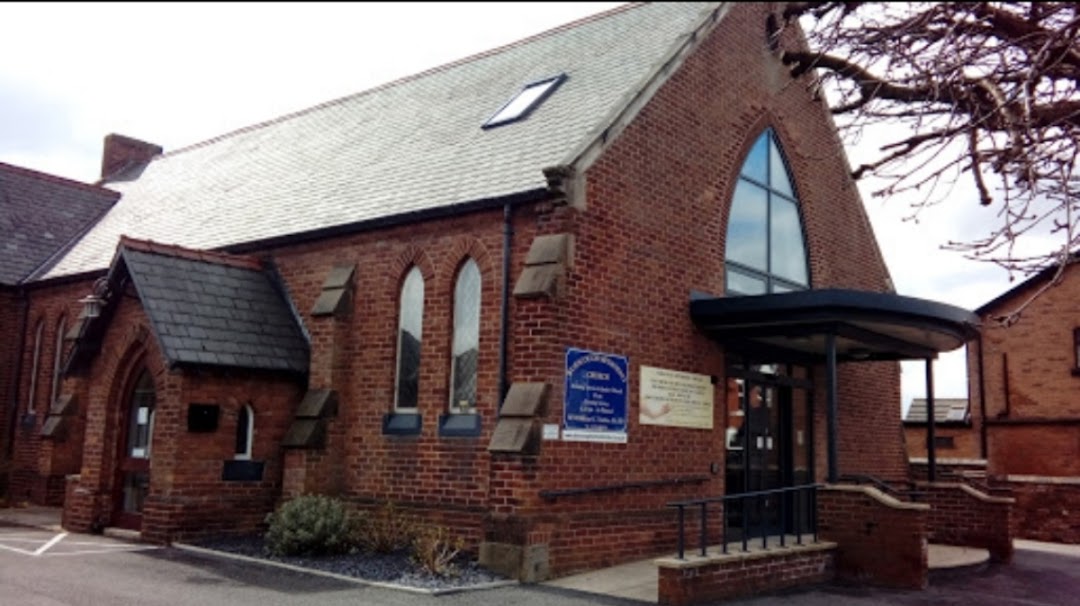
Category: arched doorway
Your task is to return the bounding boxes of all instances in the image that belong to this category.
[113,368,155,530]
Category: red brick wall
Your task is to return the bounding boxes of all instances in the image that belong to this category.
[971,263,1080,477]
[494,2,901,575]
[268,210,506,529]
[917,482,1013,562]
[57,285,304,542]
[658,547,835,606]
[0,288,23,496]
[904,424,982,462]
[8,279,89,504]
[818,485,928,589]
[1006,478,1080,544]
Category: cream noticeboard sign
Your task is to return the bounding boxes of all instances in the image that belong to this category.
[639,366,713,429]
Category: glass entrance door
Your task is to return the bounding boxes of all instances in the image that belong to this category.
[113,369,155,530]
[724,365,813,539]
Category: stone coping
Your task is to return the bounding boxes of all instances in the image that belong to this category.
[909,457,987,466]
[1005,474,1080,486]
[916,481,1016,504]
[655,537,836,569]
[824,483,930,510]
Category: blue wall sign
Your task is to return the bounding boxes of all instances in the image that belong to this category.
[563,347,629,443]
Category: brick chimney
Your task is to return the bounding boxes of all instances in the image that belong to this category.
[100,134,162,180]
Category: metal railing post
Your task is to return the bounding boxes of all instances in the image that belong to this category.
[676,505,685,559]
[699,502,708,557]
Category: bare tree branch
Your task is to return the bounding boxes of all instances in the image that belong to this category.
[775,2,1080,322]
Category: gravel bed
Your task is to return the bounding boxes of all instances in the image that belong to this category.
[190,534,509,591]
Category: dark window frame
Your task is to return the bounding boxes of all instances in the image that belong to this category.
[1073,328,1080,375]
[724,129,811,296]
[482,74,568,129]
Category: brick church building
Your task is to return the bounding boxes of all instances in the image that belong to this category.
[2,3,1010,603]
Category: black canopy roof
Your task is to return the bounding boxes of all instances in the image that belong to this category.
[690,289,980,363]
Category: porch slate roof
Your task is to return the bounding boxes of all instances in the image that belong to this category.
[119,241,309,374]
[39,2,721,279]
[0,162,118,285]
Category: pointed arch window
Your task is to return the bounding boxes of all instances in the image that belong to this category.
[50,316,67,409]
[394,267,424,411]
[26,320,44,414]
[725,129,810,295]
[449,259,481,413]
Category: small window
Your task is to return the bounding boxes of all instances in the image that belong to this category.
[235,404,253,460]
[1074,328,1080,371]
[395,267,424,410]
[930,435,956,449]
[482,74,567,129]
[449,260,481,413]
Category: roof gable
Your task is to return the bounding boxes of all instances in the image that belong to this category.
[0,162,118,285]
[41,2,722,279]
[69,238,309,375]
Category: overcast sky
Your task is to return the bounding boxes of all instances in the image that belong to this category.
[0,2,1031,411]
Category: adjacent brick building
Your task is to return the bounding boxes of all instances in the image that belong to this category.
[967,257,1080,543]
[3,3,1003,600]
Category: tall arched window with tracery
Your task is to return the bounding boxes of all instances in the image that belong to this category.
[449,259,481,413]
[50,316,67,409]
[394,267,424,411]
[26,320,44,414]
[724,129,810,295]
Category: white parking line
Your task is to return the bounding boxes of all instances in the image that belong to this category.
[0,530,158,557]
[43,546,159,556]
[34,532,68,556]
[0,543,37,556]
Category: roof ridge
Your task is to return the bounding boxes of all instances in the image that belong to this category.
[162,2,642,159]
[0,161,119,198]
[119,236,263,271]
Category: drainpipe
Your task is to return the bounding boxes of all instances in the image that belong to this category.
[5,287,29,457]
[925,359,936,483]
[825,333,838,483]
[1001,353,1011,418]
[976,334,988,460]
[497,202,513,415]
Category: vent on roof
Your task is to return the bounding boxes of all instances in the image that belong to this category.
[483,74,567,129]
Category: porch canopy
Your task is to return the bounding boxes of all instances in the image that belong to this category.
[690,288,980,482]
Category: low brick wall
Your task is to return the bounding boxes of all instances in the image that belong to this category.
[1005,475,1080,544]
[818,485,928,589]
[916,481,1014,562]
[656,543,836,606]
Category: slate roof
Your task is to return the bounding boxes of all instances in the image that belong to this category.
[117,239,309,374]
[904,398,970,424]
[40,2,720,279]
[0,162,118,285]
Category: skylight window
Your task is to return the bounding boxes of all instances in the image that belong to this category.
[483,74,567,129]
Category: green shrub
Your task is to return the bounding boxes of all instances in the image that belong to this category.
[411,525,465,577]
[356,501,414,554]
[264,494,355,556]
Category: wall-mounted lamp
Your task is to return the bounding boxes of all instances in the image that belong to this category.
[78,277,110,319]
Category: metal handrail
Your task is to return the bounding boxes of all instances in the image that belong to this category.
[667,483,823,559]
[838,473,939,501]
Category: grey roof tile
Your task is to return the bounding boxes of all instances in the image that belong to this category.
[40,3,717,279]
[0,163,118,284]
[122,247,308,373]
